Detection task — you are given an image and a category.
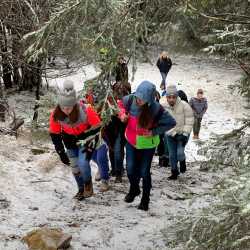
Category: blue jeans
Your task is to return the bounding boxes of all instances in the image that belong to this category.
[126,142,155,193]
[67,146,92,191]
[92,144,109,181]
[166,134,188,173]
[160,72,167,89]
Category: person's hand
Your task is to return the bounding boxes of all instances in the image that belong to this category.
[84,145,95,160]
[58,151,70,165]
[137,128,152,136]
[83,136,98,160]
[120,113,129,123]
[144,130,152,137]
[178,134,189,146]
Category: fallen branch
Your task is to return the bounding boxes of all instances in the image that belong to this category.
[187,3,250,25]
[30,180,52,184]
[0,127,16,136]
[220,121,250,140]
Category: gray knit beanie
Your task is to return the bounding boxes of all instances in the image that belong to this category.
[58,80,77,107]
[166,85,178,96]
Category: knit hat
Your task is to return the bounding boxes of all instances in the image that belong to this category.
[58,80,77,107]
[165,85,178,96]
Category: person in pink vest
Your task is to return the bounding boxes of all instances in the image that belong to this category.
[118,80,176,211]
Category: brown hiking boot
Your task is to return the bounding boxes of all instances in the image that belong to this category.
[73,190,85,201]
[100,180,109,192]
[83,180,94,198]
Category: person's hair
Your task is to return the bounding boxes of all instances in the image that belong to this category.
[138,103,153,129]
[53,104,79,124]
[117,55,125,63]
[197,88,204,94]
[160,51,168,60]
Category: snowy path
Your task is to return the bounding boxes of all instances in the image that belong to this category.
[0,55,246,249]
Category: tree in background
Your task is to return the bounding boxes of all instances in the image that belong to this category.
[0,0,249,125]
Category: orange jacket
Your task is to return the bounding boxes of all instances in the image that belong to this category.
[49,103,101,136]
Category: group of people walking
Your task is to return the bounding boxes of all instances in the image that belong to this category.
[49,52,208,211]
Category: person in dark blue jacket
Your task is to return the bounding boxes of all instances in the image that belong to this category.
[156,51,172,90]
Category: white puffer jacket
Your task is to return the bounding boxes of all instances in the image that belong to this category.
[160,96,194,136]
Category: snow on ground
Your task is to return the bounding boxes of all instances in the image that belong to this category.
[0,54,246,249]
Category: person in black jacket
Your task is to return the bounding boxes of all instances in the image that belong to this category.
[114,56,128,85]
[156,51,172,90]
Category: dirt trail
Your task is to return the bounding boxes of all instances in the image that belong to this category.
[0,55,246,249]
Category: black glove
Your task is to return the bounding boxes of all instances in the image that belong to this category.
[58,151,70,165]
[83,140,95,160]
[82,135,99,160]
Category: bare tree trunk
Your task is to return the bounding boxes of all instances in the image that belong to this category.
[32,60,43,125]
[12,31,22,88]
[0,83,5,122]
[0,24,12,89]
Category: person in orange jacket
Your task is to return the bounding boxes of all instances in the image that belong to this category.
[49,80,101,200]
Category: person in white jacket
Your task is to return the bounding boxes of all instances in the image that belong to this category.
[160,85,194,180]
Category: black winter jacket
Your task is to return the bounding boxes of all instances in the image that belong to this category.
[156,58,172,74]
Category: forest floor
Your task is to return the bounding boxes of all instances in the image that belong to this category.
[0,54,247,250]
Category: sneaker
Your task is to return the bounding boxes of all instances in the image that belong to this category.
[100,180,109,192]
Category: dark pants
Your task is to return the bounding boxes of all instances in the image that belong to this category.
[193,117,202,135]
[126,142,155,194]
[166,134,188,173]
[109,131,126,176]
[157,134,169,158]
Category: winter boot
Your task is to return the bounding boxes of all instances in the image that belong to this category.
[83,179,94,198]
[158,156,163,167]
[124,186,141,203]
[138,192,150,211]
[115,175,123,183]
[73,188,85,201]
[100,180,109,192]
[180,160,186,173]
[159,156,169,168]
[109,170,116,177]
[168,169,179,180]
